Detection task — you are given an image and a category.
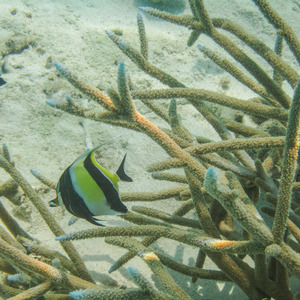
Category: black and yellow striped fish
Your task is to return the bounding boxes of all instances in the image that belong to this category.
[49,144,132,226]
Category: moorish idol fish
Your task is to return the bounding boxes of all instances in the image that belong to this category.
[49,144,132,226]
[0,77,6,87]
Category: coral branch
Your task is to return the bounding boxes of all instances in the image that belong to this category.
[272,79,300,242]
[132,206,201,229]
[132,89,288,121]
[137,12,148,60]
[140,251,192,300]
[121,187,185,202]
[69,288,161,300]
[55,225,207,247]
[0,239,101,290]
[253,0,300,64]
[198,44,276,103]
[204,167,274,244]
[0,200,32,241]
[186,136,285,156]
[9,280,52,300]
[54,62,116,112]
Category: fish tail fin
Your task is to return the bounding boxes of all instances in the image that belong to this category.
[0,77,6,87]
[116,154,133,182]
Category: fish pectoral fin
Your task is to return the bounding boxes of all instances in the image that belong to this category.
[49,197,59,207]
[116,154,133,182]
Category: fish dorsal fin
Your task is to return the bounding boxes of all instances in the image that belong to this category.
[86,134,122,152]
[74,137,120,166]
[116,154,133,182]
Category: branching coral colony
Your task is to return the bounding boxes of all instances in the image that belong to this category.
[0,0,300,299]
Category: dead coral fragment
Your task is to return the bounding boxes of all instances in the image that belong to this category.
[0,33,36,58]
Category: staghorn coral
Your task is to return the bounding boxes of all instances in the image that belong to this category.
[0,0,300,299]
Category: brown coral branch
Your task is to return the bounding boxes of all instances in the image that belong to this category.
[198,44,276,105]
[106,237,230,291]
[272,80,300,242]
[9,280,52,300]
[0,223,26,253]
[21,238,78,276]
[0,238,100,290]
[0,257,16,274]
[141,4,291,108]
[110,199,196,274]
[212,18,298,89]
[137,12,148,60]
[141,6,298,89]
[131,89,288,121]
[222,119,271,137]
[253,0,300,64]
[121,187,185,202]
[204,168,274,245]
[131,206,201,229]
[54,63,116,112]
[186,136,285,156]
[0,200,32,241]
[151,171,188,184]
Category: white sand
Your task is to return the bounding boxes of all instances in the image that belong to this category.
[0,0,299,298]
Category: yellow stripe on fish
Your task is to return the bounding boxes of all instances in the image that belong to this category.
[50,144,132,226]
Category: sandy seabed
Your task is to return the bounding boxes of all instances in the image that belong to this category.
[0,0,300,299]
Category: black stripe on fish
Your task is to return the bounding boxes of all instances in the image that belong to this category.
[84,152,128,214]
[57,166,105,226]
